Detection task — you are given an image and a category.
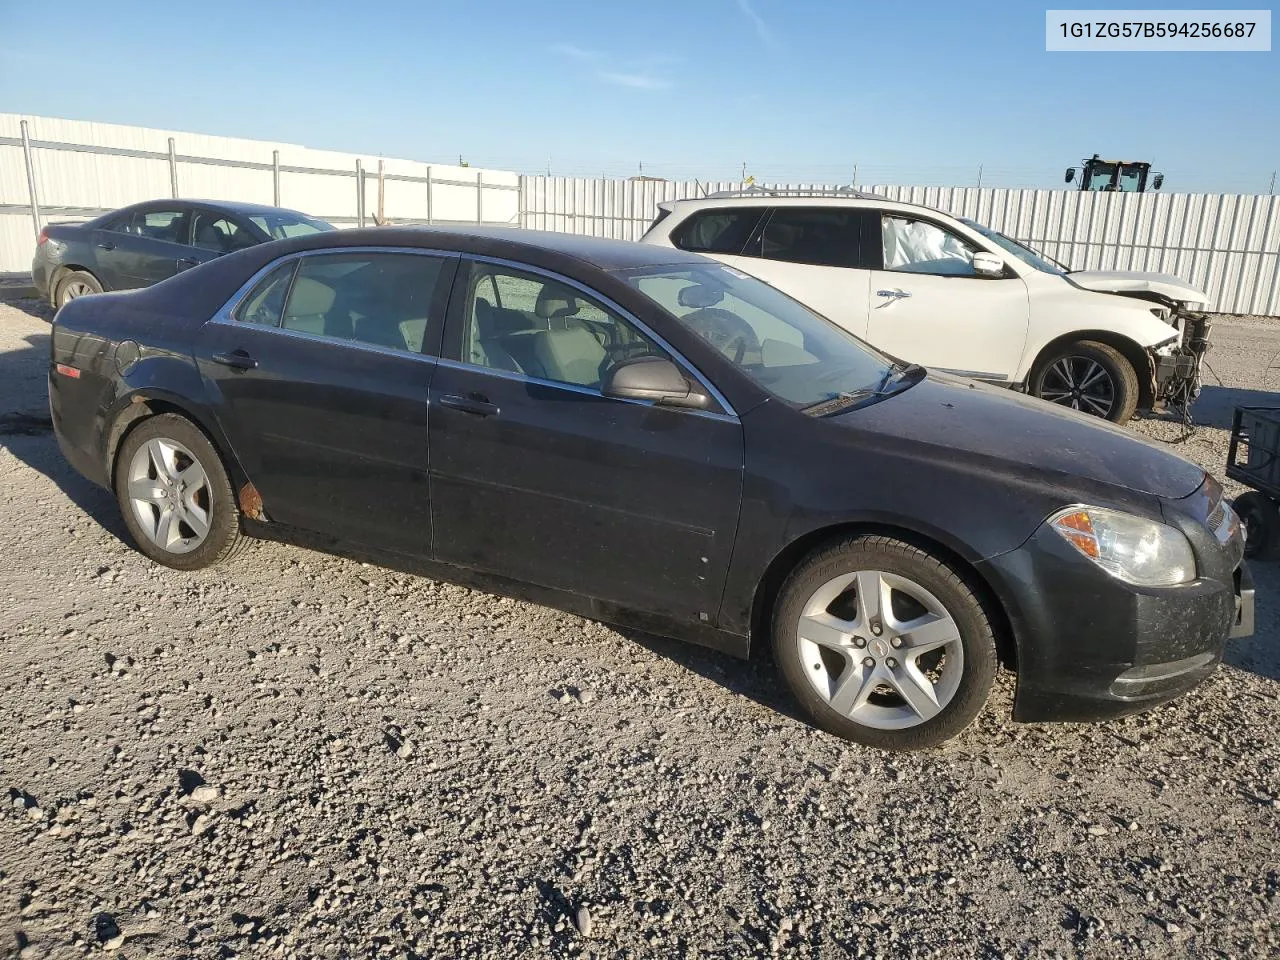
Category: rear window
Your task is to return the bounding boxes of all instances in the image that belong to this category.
[672,208,767,255]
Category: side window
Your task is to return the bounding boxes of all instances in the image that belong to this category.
[881,216,979,277]
[462,263,663,390]
[235,262,297,326]
[106,214,139,235]
[193,213,258,254]
[134,210,187,244]
[758,208,863,267]
[672,208,766,255]
[280,253,444,353]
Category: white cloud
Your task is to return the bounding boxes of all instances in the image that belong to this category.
[551,42,600,61]
[736,0,777,47]
[599,71,672,90]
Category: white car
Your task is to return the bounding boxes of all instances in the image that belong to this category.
[639,192,1210,422]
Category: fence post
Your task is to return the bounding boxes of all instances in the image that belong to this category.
[20,120,42,237]
[168,138,179,198]
[273,150,281,206]
[518,175,525,228]
[426,167,433,225]
[356,160,365,227]
[477,172,484,223]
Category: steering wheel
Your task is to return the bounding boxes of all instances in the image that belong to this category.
[682,308,760,364]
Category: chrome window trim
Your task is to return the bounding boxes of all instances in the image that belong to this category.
[462,253,738,419]
[212,245,460,328]
[433,357,739,424]
[207,245,739,420]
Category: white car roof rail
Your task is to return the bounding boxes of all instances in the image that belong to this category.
[702,185,882,200]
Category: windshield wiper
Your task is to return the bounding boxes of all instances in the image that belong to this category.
[802,363,923,416]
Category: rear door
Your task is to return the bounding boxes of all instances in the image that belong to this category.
[94,207,194,289]
[670,206,874,338]
[428,258,745,623]
[195,248,457,555]
[864,213,1029,381]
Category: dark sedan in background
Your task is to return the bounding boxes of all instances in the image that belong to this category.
[48,227,1252,750]
[33,199,333,307]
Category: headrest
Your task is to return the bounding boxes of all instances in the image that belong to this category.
[286,276,336,316]
[535,286,579,319]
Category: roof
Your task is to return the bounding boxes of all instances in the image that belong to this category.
[399,225,708,270]
[112,198,320,218]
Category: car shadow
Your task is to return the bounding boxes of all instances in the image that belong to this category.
[1193,384,1280,430]
[0,332,128,544]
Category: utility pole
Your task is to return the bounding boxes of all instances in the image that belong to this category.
[1270,170,1276,195]
[852,163,858,187]
[741,161,747,182]
[977,164,984,188]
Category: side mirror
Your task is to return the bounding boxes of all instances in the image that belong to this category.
[1064,167,1076,184]
[972,251,1005,277]
[1152,172,1164,190]
[602,356,711,409]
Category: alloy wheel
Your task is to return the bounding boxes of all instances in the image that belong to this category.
[62,280,96,301]
[796,570,964,730]
[125,437,213,554]
[1039,356,1116,417]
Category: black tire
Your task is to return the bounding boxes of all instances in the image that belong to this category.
[1234,492,1280,560]
[54,270,103,308]
[772,535,998,751]
[1030,339,1139,423]
[113,413,247,571]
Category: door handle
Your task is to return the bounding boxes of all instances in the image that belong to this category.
[439,394,499,417]
[876,289,912,299]
[96,241,116,251]
[176,257,199,272]
[210,350,258,371]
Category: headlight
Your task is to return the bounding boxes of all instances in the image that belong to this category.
[1048,505,1196,586]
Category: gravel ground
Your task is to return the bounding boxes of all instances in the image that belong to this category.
[1,299,1277,959]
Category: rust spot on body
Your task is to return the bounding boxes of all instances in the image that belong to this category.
[239,482,266,521]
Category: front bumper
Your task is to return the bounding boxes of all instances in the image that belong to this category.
[978,525,1250,723]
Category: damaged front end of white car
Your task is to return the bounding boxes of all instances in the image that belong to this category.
[1069,271,1213,413]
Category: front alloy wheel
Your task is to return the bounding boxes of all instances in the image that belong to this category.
[773,536,998,750]
[1030,340,1139,423]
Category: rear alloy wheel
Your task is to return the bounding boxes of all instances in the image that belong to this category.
[773,536,997,750]
[1030,340,1139,423]
[55,270,103,308]
[114,414,246,571]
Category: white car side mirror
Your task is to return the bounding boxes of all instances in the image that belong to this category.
[972,252,1005,277]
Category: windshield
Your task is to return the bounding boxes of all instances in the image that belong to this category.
[959,219,1067,275]
[249,213,334,240]
[620,263,897,410]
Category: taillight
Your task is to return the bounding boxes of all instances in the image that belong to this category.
[37,228,49,245]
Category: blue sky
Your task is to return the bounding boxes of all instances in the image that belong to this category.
[2,0,1277,192]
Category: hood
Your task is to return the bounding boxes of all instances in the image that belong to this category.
[840,374,1206,500]
[1067,270,1208,306]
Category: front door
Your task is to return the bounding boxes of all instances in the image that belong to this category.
[428,260,745,624]
[865,213,1030,382]
[195,249,457,555]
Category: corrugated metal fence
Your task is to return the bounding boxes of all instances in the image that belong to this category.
[519,176,1280,316]
[0,113,519,275]
[3,114,1277,315]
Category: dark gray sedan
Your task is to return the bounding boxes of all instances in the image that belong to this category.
[33,199,333,307]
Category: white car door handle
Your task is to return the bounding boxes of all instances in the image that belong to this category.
[876,289,912,299]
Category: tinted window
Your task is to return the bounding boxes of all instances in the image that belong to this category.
[623,263,894,409]
[134,210,187,244]
[280,253,443,353]
[758,208,863,267]
[673,208,766,255]
[462,263,663,390]
[192,213,258,254]
[236,262,296,325]
[882,216,978,277]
